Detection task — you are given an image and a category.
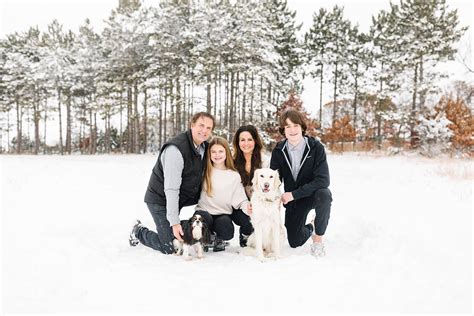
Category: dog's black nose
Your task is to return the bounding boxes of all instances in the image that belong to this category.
[264,183,269,188]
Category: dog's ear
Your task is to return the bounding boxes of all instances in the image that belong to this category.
[202,222,211,244]
[181,220,191,243]
[273,170,281,188]
[251,169,260,190]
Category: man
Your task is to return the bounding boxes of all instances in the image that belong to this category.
[270,108,332,257]
[129,112,215,254]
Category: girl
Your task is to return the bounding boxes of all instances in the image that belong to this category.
[194,137,253,251]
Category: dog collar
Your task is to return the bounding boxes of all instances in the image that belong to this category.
[264,196,280,203]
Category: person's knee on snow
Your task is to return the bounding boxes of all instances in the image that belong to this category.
[313,188,332,207]
[213,215,234,240]
[286,226,305,248]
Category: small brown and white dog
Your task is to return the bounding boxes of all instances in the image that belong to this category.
[247,168,285,262]
[173,214,211,260]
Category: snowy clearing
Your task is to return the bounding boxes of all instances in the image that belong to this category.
[1,153,472,314]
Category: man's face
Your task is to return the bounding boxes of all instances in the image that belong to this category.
[284,118,303,145]
[190,117,214,145]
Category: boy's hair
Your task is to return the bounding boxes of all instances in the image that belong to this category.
[203,137,236,197]
[189,112,216,130]
[278,108,307,136]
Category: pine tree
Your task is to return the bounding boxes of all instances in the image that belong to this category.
[263,0,302,81]
[304,5,353,125]
[389,0,468,146]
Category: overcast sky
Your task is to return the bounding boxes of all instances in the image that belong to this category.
[1,0,471,38]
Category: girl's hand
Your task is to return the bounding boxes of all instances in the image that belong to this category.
[247,202,253,215]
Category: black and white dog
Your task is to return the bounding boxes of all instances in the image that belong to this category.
[173,214,211,260]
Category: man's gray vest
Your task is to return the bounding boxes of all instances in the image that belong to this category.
[144,130,207,209]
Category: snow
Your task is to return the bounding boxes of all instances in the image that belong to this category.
[1,153,472,314]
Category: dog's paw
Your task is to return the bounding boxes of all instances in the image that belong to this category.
[267,252,282,260]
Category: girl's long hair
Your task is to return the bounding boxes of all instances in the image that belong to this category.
[203,137,236,197]
[232,125,263,187]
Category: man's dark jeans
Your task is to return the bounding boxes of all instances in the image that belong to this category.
[137,203,175,254]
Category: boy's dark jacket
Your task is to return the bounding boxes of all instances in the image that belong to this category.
[270,136,330,208]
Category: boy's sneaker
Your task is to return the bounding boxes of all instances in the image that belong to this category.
[213,238,226,252]
[307,214,315,235]
[129,220,143,246]
[310,242,326,258]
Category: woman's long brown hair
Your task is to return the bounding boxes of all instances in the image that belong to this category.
[232,125,263,187]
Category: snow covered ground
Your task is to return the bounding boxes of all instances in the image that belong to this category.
[1,153,472,314]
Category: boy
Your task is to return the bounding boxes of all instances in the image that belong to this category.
[270,109,332,257]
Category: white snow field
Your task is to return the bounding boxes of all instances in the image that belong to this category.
[1,153,472,314]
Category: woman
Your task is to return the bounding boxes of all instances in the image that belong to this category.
[232,125,266,199]
[194,137,253,251]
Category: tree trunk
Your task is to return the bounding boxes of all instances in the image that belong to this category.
[376,114,382,150]
[333,61,338,124]
[235,72,240,129]
[224,72,229,127]
[229,71,235,135]
[89,108,94,155]
[169,79,175,136]
[33,87,40,155]
[176,77,182,134]
[419,55,425,110]
[57,88,63,155]
[159,88,163,148]
[127,85,132,153]
[214,69,217,119]
[319,63,324,124]
[250,72,254,123]
[241,72,247,125]
[119,87,123,152]
[93,112,97,154]
[410,63,419,148]
[133,81,139,153]
[105,108,110,153]
[7,110,11,153]
[379,62,384,93]
[15,95,22,154]
[190,78,194,119]
[143,87,148,153]
[260,76,264,122]
[218,65,222,126]
[352,63,359,137]
[43,97,48,154]
[66,93,72,154]
[183,78,187,129]
[206,72,211,113]
[164,85,168,142]
[267,80,272,106]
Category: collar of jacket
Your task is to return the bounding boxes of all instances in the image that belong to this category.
[185,129,207,157]
[277,136,312,171]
